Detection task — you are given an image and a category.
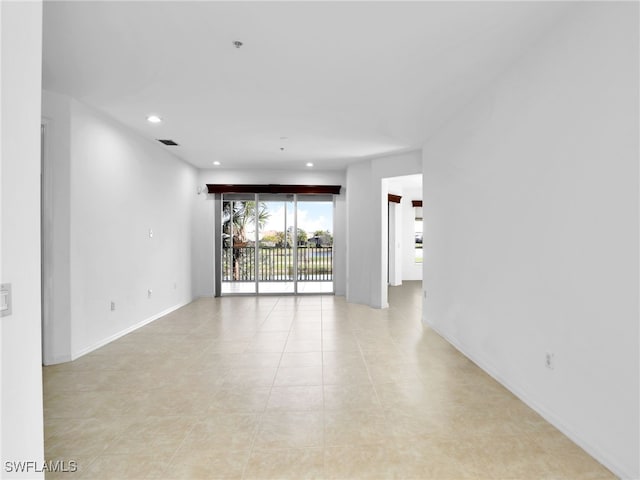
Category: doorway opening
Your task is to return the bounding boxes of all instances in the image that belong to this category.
[385,174,423,290]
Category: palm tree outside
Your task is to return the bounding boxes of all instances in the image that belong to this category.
[223,200,270,280]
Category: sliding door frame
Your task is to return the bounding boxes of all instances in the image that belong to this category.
[214,190,336,297]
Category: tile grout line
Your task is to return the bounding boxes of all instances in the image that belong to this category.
[241,297,283,478]
[156,298,235,477]
[239,296,294,480]
[352,313,401,453]
[159,418,198,478]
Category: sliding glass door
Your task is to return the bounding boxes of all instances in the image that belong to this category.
[296,195,334,294]
[221,194,258,294]
[258,194,295,294]
[219,193,334,295]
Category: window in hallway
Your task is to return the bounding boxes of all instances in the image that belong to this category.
[413,201,423,264]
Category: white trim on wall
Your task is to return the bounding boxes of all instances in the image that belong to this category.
[71,300,191,360]
[427,322,632,480]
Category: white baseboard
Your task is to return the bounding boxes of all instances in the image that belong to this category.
[425,319,633,480]
[42,353,73,366]
[71,300,192,361]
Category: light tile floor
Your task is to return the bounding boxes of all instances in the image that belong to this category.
[43,282,615,479]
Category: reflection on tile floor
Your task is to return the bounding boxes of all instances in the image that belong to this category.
[221,281,333,295]
[43,282,615,479]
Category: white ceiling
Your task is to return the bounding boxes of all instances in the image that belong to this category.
[42,1,573,171]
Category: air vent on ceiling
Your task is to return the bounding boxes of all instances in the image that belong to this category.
[157,139,179,146]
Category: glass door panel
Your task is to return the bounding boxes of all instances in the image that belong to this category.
[221,194,257,294]
[258,194,295,294]
[296,195,334,294]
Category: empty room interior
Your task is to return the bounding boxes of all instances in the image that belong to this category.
[1,1,639,479]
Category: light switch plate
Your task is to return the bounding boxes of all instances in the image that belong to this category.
[1,283,12,317]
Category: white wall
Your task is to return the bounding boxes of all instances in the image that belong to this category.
[345,161,372,305]
[423,4,638,478]
[391,182,423,282]
[42,92,197,362]
[193,169,347,297]
[41,91,72,364]
[346,151,421,308]
[1,1,45,477]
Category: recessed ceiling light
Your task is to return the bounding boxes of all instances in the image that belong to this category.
[146,115,162,124]
[213,161,221,166]
[306,162,314,167]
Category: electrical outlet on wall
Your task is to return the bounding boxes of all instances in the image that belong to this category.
[110,301,116,311]
[147,289,153,298]
[545,352,555,370]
